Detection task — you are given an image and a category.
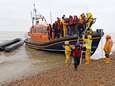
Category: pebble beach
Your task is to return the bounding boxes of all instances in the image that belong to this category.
[3,52,115,86]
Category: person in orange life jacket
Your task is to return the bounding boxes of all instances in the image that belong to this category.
[47,24,52,40]
[73,15,79,36]
[103,35,113,64]
[72,44,81,70]
[64,41,72,67]
[68,15,74,36]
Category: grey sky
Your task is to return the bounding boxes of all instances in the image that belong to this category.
[0,0,115,33]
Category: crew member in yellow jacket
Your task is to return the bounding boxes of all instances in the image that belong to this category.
[86,12,94,30]
[104,35,113,64]
[61,17,68,37]
[84,35,92,64]
[64,41,72,66]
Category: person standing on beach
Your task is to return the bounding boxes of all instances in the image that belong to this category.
[103,35,113,64]
[84,35,92,64]
[64,41,72,67]
[72,44,81,70]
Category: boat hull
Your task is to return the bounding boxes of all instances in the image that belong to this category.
[25,30,104,56]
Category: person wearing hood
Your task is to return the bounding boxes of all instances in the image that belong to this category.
[64,41,72,67]
[104,35,113,64]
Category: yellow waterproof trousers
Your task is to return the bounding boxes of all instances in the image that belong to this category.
[85,49,91,64]
[65,51,71,66]
[104,51,110,64]
[63,27,67,37]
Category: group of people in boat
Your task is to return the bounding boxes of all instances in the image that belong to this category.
[47,12,94,40]
[64,34,113,71]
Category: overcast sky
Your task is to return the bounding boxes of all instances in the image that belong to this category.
[0,0,115,33]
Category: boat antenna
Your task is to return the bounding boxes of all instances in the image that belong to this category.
[30,11,34,25]
[30,1,37,25]
[33,1,37,19]
[50,10,52,24]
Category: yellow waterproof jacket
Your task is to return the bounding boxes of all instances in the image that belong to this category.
[86,13,93,23]
[64,45,71,53]
[104,38,113,52]
[61,19,67,36]
[79,14,86,24]
[61,19,67,28]
[84,38,92,49]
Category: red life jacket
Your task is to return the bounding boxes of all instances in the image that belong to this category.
[73,16,79,25]
[69,17,74,25]
[73,48,81,57]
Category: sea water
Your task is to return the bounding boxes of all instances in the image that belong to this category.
[0,31,65,85]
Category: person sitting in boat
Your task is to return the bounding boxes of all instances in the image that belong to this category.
[57,17,63,38]
[86,12,94,30]
[47,24,52,40]
[61,15,68,37]
[68,15,74,36]
[78,13,87,37]
[52,21,58,39]
[64,41,72,67]
[73,15,79,36]
[64,18,69,36]
[103,35,113,64]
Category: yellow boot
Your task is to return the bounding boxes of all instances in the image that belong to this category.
[103,58,106,62]
[104,58,110,64]
[85,59,90,64]
[85,49,91,64]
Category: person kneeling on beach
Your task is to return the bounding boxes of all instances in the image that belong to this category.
[72,44,81,70]
[103,35,113,64]
[64,41,72,67]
